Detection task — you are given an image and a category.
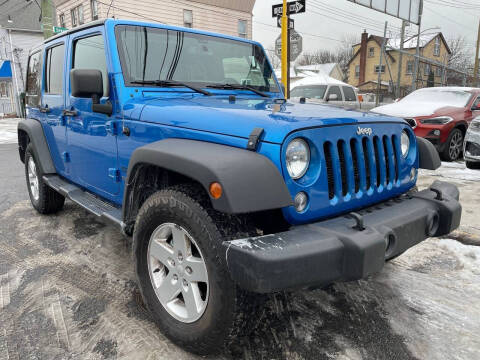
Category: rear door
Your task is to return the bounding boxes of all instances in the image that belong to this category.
[65,27,120,199]
[42,40,69,176]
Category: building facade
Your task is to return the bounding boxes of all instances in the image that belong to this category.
[347,31,451,96]
[0,0,49,116]
[54,0,256,39]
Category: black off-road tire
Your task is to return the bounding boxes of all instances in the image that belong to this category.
[441,128,463,162]
[24,144,65,214]
[133,184,263,355]
[466,161,480,170]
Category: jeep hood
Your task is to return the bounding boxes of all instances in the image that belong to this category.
[135,95,404,144]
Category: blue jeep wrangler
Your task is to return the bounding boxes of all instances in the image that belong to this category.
[19,19,461,355]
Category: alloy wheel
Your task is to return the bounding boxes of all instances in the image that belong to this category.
[28,157,39,201]
[449,131,463,161]
[147,223,209,323]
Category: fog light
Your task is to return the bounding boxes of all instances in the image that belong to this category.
[410,168,417,181]
[433,130,441,136]
[294,192,308,212]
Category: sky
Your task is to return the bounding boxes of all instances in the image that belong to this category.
[252,0,479,58]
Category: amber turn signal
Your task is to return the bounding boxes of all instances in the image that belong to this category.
[209,182,223,199]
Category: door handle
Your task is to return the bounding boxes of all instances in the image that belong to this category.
[39,106,50,113]
[62,109,78,117]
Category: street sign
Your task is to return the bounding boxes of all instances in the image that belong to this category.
[275,29,303,61]
[272,0,306,17]
[347,0,421,25]
[53,26,67,34]
[277,16,294,29]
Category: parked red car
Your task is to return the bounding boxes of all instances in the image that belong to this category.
[373,87,480,161]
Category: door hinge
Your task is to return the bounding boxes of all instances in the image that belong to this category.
[108,168,121,182]
[62,152,70,163]
[247,127,264,151]
[106,121,118,135]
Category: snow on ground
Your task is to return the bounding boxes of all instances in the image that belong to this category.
[420,161,480,182]
[0,118,20,145]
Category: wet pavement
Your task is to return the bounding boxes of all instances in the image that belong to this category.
[1,119,479,359]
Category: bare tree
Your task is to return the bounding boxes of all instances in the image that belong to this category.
[446,35,474,86]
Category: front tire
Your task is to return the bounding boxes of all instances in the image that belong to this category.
[24,144,65,214]
[441,128,463,162]
[133,185,261,355]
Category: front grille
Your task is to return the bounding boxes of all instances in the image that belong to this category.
[325,135,399,200]
[404,118,417,128]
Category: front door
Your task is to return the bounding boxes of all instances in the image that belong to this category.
[65,28,120,200]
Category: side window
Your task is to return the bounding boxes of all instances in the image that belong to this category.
[45,44,65,95]
[26,51,42,107]
[326,86,342,101]
[73,34,108,96]
[473,97,480,109]
[342,86,356,101]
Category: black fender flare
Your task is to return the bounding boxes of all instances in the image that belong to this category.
[123,139,293,217]
[416,136,441,170]
[17,118,56,174]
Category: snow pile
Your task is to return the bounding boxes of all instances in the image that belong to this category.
[0,118,19,145]
[438,239,480,275]
[420,161,480,181]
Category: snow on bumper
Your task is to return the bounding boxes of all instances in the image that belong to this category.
[223,181,461,293]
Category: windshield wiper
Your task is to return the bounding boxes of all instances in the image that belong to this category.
[131,79,212,96]
[207,83,269,98]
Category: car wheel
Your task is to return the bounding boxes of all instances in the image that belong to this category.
[466,161,480,170]
[24,144,65,214]
[133,184,262,355]
[441,128,463,162]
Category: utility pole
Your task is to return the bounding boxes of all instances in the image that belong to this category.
[396,20,406,99]
[474,19,480,87]
[376,21,388,107]
[411,0,423,91]
[281,0,289,98]
[41,0,54,39]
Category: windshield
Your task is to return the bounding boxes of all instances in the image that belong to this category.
[115,25,279,93]
[401,88,472,107]
[290,85,327,99]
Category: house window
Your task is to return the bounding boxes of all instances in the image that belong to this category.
[435,66,443,77]
[406,60,414,74]
[0,82,8,97]
[183,9,193,28]
[59,13,66,28]
[434,37,440,57]
[91,0,99,20]
[424,64,430,76]
[374,65,385,73]
[368,47,375,57]
[355,65,360,78]
[71,5,84,27]
[238,20,247,38]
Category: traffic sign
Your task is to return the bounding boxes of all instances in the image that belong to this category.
[272,0,306,17]
[277,16,294,29]
[53,26,67,34]
[275,29,303,61]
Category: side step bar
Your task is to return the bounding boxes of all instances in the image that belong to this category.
[43,175,124,230]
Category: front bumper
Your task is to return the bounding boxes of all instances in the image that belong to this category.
[223,181,461,293]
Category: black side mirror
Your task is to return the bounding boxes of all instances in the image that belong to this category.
[70,69,112,116]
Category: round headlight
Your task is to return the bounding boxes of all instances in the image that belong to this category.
[286,138,310,179]
[401,130,410,157]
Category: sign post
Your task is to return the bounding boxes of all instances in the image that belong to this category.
[273,0,305,98]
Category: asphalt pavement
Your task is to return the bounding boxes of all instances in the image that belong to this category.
[1,118,479,360]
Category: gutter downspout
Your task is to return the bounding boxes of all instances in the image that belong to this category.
[8,29,22,117]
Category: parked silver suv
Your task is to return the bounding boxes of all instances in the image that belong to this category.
[464,116,480,169]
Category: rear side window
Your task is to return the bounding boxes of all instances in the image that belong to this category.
[73,34,108,96]
[342,86,357,101]
[26,51,42,107]
[326,86,342,101]
[45,44,65,95]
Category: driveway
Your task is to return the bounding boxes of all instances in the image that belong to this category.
[1,118,479,359]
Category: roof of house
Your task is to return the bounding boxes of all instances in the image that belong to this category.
[0,0,43,31]
[296,63,338,74]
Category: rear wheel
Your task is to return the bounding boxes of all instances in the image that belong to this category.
[441,129,463,162]
[24,144,65,214]
[133,184,262,355]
